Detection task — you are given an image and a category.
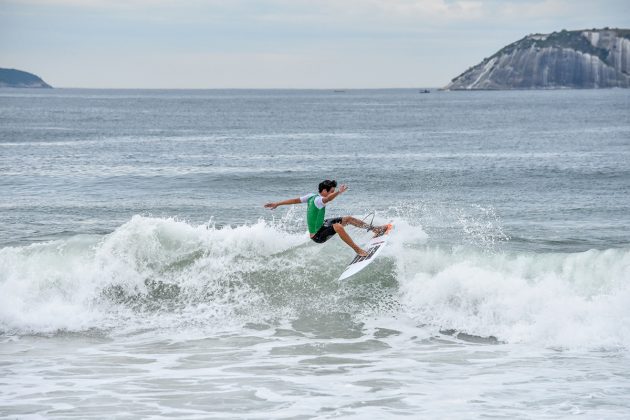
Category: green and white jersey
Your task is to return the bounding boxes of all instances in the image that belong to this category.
[300,193,326,234]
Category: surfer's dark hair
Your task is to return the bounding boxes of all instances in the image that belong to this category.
[319,179,337,193]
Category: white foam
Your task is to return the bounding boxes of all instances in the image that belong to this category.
[0,216,306,334]
[1,215,629,350]
[396,247,630,349]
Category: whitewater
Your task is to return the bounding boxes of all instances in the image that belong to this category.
[1,88,629,418]
[2,214,629,349]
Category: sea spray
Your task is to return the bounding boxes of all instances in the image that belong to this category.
[1,215,629,350]
[0,216,307,334]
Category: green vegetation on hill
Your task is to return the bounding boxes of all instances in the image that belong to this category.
[489,29,611,64]
[0,68,52,88]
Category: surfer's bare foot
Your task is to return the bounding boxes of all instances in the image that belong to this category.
[371,225,387,236]
[354,247,368,257]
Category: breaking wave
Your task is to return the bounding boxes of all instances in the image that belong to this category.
[1,215,629,350]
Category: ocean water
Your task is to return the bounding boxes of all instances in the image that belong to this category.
[1,88,629,418]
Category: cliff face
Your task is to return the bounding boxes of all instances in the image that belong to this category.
[445,29,630,90]
[0,68,52,88]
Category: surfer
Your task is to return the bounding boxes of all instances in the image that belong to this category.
[264,180,387,256]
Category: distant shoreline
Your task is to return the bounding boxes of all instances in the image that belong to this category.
[5,86,630,91]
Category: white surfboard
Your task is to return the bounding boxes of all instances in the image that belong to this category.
[338,224,394,281]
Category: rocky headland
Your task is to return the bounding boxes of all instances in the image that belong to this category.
[445,28,630,90]
[0,68,52,88]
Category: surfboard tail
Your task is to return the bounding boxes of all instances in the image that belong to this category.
[338,223,394,281]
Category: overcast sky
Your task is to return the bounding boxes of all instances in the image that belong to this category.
[1,0,628,88]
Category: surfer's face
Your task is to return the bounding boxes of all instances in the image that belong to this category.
[321,187,335,197]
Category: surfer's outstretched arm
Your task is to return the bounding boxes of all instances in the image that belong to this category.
[322,184,347,203]
[264,198,301,210]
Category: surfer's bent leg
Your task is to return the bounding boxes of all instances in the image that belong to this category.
[333,223,367,256]
[341,216,370,229]
[311,218,367,256]
[342,216,386,235]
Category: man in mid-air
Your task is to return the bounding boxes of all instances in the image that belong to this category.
[264,180,386,256]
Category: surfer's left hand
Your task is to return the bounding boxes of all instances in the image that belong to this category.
[264,202,278,210]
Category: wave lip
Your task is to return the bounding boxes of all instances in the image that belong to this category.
[0,216,306,334]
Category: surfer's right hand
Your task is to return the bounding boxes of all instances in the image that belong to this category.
[264,202,278,210]
[339,184,348,194]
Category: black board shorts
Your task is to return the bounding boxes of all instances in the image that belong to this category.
[311,217,343,243]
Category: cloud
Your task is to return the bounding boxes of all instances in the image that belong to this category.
[354,0,484,19]
[3,0,627,88]
[8,0,181,8]
[4,0,556,23]
[4,0,613,31]
[495,0,570,19]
